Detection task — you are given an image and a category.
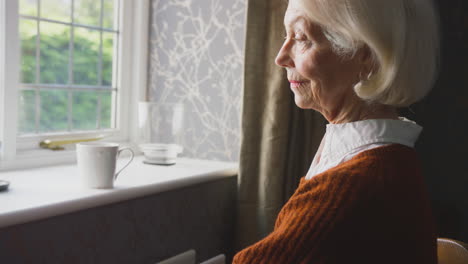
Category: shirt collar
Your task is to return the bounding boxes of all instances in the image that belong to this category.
[322,117,423,162]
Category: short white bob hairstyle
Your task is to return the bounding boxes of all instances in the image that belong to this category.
[298,0,440,107]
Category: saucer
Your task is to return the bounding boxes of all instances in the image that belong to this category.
[139,143,183,165]
[143,160,176,166]
[0,180,10,192]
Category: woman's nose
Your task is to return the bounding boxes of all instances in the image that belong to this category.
[275,41,294,68]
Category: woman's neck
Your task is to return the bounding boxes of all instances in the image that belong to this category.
[324,99,398,124]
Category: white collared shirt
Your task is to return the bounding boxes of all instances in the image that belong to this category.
[305,117,423,179]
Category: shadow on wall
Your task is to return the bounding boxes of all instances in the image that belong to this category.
[432,201,464,239]
[400,0,468,242]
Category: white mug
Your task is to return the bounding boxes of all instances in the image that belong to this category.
[76,142,134,189]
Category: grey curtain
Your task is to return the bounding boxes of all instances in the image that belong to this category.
[235,0,326,250]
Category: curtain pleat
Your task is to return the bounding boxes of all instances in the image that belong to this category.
[235,0,325,252]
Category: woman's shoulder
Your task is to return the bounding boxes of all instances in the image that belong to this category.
[339,144,418,171]
[300,144,421,189]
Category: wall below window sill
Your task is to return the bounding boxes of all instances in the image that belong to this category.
[0,156,238,229]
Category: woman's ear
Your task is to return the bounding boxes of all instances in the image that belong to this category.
[358,45,377,77]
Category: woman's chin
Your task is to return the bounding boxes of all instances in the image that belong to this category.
[293,95,310,109]
[293,95,321,113]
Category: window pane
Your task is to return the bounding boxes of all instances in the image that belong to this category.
[74,27,99,85]
[20,19,37,84]
[72,91,97,130]
[40,22,69,84]
[40,90,68,132]
[100,91,112,128]
[16,0,119,137]
[20,0,38,17]
[102,32,115,86]
[41,0,71,23]
[102,0,116,29]
[74,0,101,27]
[18,90,37,134]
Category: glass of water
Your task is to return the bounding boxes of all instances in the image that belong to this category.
[138,102,184,165]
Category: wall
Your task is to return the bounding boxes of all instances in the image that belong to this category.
[0,177,237,263]
[148,0,246,162]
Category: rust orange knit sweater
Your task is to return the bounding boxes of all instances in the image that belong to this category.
[233,145,436,264]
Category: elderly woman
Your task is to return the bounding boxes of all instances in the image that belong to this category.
[233,0,439,263]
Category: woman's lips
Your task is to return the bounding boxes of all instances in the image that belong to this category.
[289,80,305,88]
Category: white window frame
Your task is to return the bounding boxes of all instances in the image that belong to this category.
[0,0,149,170]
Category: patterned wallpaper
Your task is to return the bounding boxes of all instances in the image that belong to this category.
[148,0,246,161]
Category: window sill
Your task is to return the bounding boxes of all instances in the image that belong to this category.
[0,156,238,229]
[0,141,137,171]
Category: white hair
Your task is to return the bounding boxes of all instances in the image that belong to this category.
[298,0,440,107]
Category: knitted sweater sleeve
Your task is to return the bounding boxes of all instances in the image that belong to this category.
[233,160,371,264]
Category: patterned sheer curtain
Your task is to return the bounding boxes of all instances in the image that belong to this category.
[235,0,326,251]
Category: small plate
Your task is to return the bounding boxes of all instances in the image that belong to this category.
[139,143,183,153]
[139,143,183,165]
[143,160,175,166]
[0,180,10,192]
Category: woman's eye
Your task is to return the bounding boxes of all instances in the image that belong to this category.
[295,38,312,47]
[283,33,311,46]
[293,34,307,41]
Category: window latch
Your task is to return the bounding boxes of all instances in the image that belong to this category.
[39,136,104,151]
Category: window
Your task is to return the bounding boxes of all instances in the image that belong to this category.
[0,0,149,169]
[18,0,119,135]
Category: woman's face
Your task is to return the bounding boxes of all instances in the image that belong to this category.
[275,1,365,121]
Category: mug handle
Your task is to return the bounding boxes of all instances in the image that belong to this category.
[114,147,135,180]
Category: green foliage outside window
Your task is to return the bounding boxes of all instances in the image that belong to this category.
[19,23,115,133]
